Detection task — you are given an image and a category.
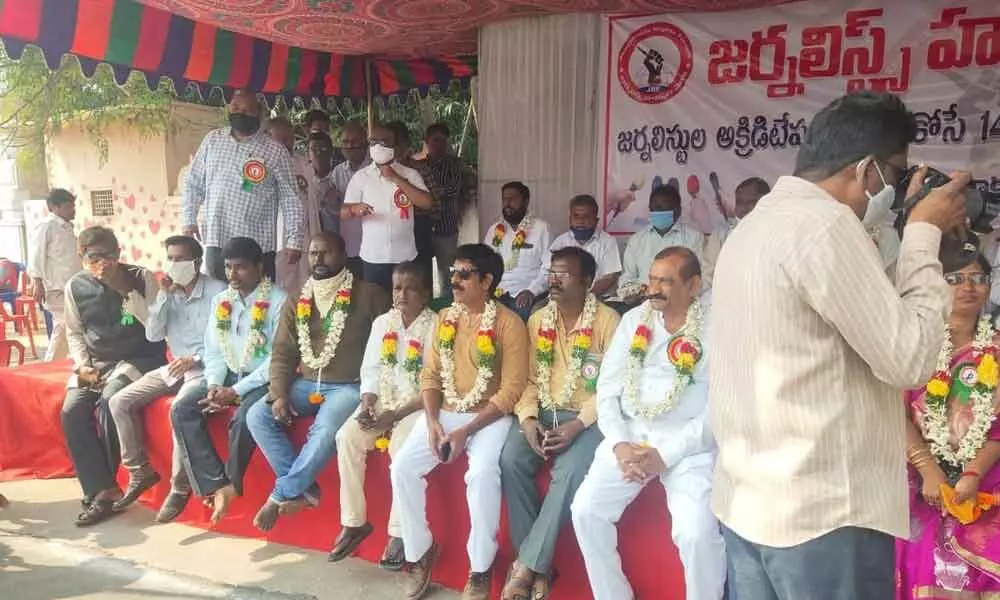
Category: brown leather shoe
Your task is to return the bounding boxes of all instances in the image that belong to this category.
[462,570,492,600]
[404,542,440,599]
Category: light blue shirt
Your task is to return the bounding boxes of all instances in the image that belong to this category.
[618,224,705,295]
[204,282,287,397]
[145,275,227,361]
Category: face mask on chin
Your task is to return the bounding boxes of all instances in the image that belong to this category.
[571,226,596,243]
[229,112,261,135]
[370,144,395,166]
[166,259,197,287]
[858,159,895,230]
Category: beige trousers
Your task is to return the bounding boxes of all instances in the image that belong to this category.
[335,409,420,535]
[43,289,68,362]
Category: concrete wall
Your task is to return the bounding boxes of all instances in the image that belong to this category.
[44,102,220,272]
[476,13,603,238]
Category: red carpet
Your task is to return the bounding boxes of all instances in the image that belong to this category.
[0,361,686,598]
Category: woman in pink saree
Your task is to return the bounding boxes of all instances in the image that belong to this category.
[898,251,1000,599]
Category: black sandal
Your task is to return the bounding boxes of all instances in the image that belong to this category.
[75,499,118,527]
[378,536,406,571]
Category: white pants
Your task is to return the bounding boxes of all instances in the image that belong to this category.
[43,289,67,362]
[390,410,513,572]
[571,440,726,600]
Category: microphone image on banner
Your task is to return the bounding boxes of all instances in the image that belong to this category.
[607,176,648,222]
[709,171,729,218]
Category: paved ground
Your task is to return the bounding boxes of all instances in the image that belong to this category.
[0,479,459,600]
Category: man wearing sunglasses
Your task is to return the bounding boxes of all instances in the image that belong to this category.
[392,244,529,600]
[343,124,434,292]
[61,226,167,526]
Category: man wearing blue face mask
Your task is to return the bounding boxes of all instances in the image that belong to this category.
[617,185,704,304]
[544,194,622,299]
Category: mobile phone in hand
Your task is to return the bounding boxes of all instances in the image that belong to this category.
[440,441,452,462]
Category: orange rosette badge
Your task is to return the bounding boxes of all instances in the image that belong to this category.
[667,336,702,374]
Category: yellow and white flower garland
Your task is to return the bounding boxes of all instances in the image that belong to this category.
[491,216,533,271]
[536,294,598,411]
[218,278,273,375]
[440,301,498,412]
[923,317,1000,468]
[378,307,436,410]
[297,272,353,370]
[623,299,703,419]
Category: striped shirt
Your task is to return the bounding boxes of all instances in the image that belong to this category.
[413,154,476,237]
[709,176,951,547]
[182,128,305,253]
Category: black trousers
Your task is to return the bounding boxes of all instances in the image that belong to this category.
[170,378,269,497]
[361,260,397,294]
[61,375,133,498]
[205,246,276,282]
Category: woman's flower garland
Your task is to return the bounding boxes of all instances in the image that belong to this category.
[923,317,1000,469]
[536,294,598,410]
[490,216,533,270]
[296,272,354,404]
[623,299,703,419]
[379,307,435,411]
[439,301,498,412]
[216,278,273,375]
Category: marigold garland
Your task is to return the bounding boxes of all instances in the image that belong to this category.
[216,278,273,375]
[536,294,599,411]
[490,216,534,270]
[298,272,354,405]
[378,308,435,411]
[440,301,498,411]
[623,299,703,419]
[922,317,1000,470]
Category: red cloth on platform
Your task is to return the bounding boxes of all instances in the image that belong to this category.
[0,362,686,598]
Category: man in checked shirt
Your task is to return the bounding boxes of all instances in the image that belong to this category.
[182,89,305,283]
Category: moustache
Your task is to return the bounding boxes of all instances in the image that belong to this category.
[644,293,667,301]
[312,265,334,280]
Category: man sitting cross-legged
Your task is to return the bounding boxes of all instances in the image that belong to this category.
[499,246,620,600]
[170,237,287,524]
[391,243,529,600]
[329,261,437,567]
[246,232,389,532]
[571,247,726,600]
[107,235,226,522]
[62,226,167,526]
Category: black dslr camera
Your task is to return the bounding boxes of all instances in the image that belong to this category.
[894,166,1000,236]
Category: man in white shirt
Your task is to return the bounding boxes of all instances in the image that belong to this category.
[330,262,436,567]
[344,123,433,292]
[702,177,769,287]
[332,122,370,274]
[618,185,704,303]
[546,195,622,299]
[572,247,725,600]
[711,91,969,599]
[28,188,81,361]
[484,181,550,320]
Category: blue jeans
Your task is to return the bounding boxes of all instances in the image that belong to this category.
[246,378,361,503]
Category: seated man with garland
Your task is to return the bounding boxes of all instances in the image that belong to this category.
[170,237,287,524]
[62,225,166,526]
[246,232,390,532]
[329,261,437,567]
[484,181,551,320]
[572,247,726,600]
[391,243,529,600]
[499,246,620,599]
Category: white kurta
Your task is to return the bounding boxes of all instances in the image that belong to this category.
[572,302,726,600]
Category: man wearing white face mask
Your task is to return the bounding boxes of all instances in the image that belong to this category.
[343,123,433,292]
[711,91,973,599]
[106,235,226,523]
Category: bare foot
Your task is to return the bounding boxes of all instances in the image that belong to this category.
[278,497,308,516]
[210,485,237,525]
[0,493,8,509]
[253,500,281,532]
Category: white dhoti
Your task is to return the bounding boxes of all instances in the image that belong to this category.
[390,410,513,572]
[43,289,68,362]
[571,438,726,600]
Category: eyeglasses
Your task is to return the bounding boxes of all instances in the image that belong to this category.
[83,250,117,262]
[368,139,391,146]
[546,270,575,282]
[945,272,992,286]
[449,266,480,281]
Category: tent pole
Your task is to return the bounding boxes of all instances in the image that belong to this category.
[365,59,374,135]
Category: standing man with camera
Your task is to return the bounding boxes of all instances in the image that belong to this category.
[710,91,972,599]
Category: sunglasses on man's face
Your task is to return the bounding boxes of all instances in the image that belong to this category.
[449,266,480,281]
[945,272,992,286]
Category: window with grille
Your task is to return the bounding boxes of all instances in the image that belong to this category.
[90,190,114,217]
